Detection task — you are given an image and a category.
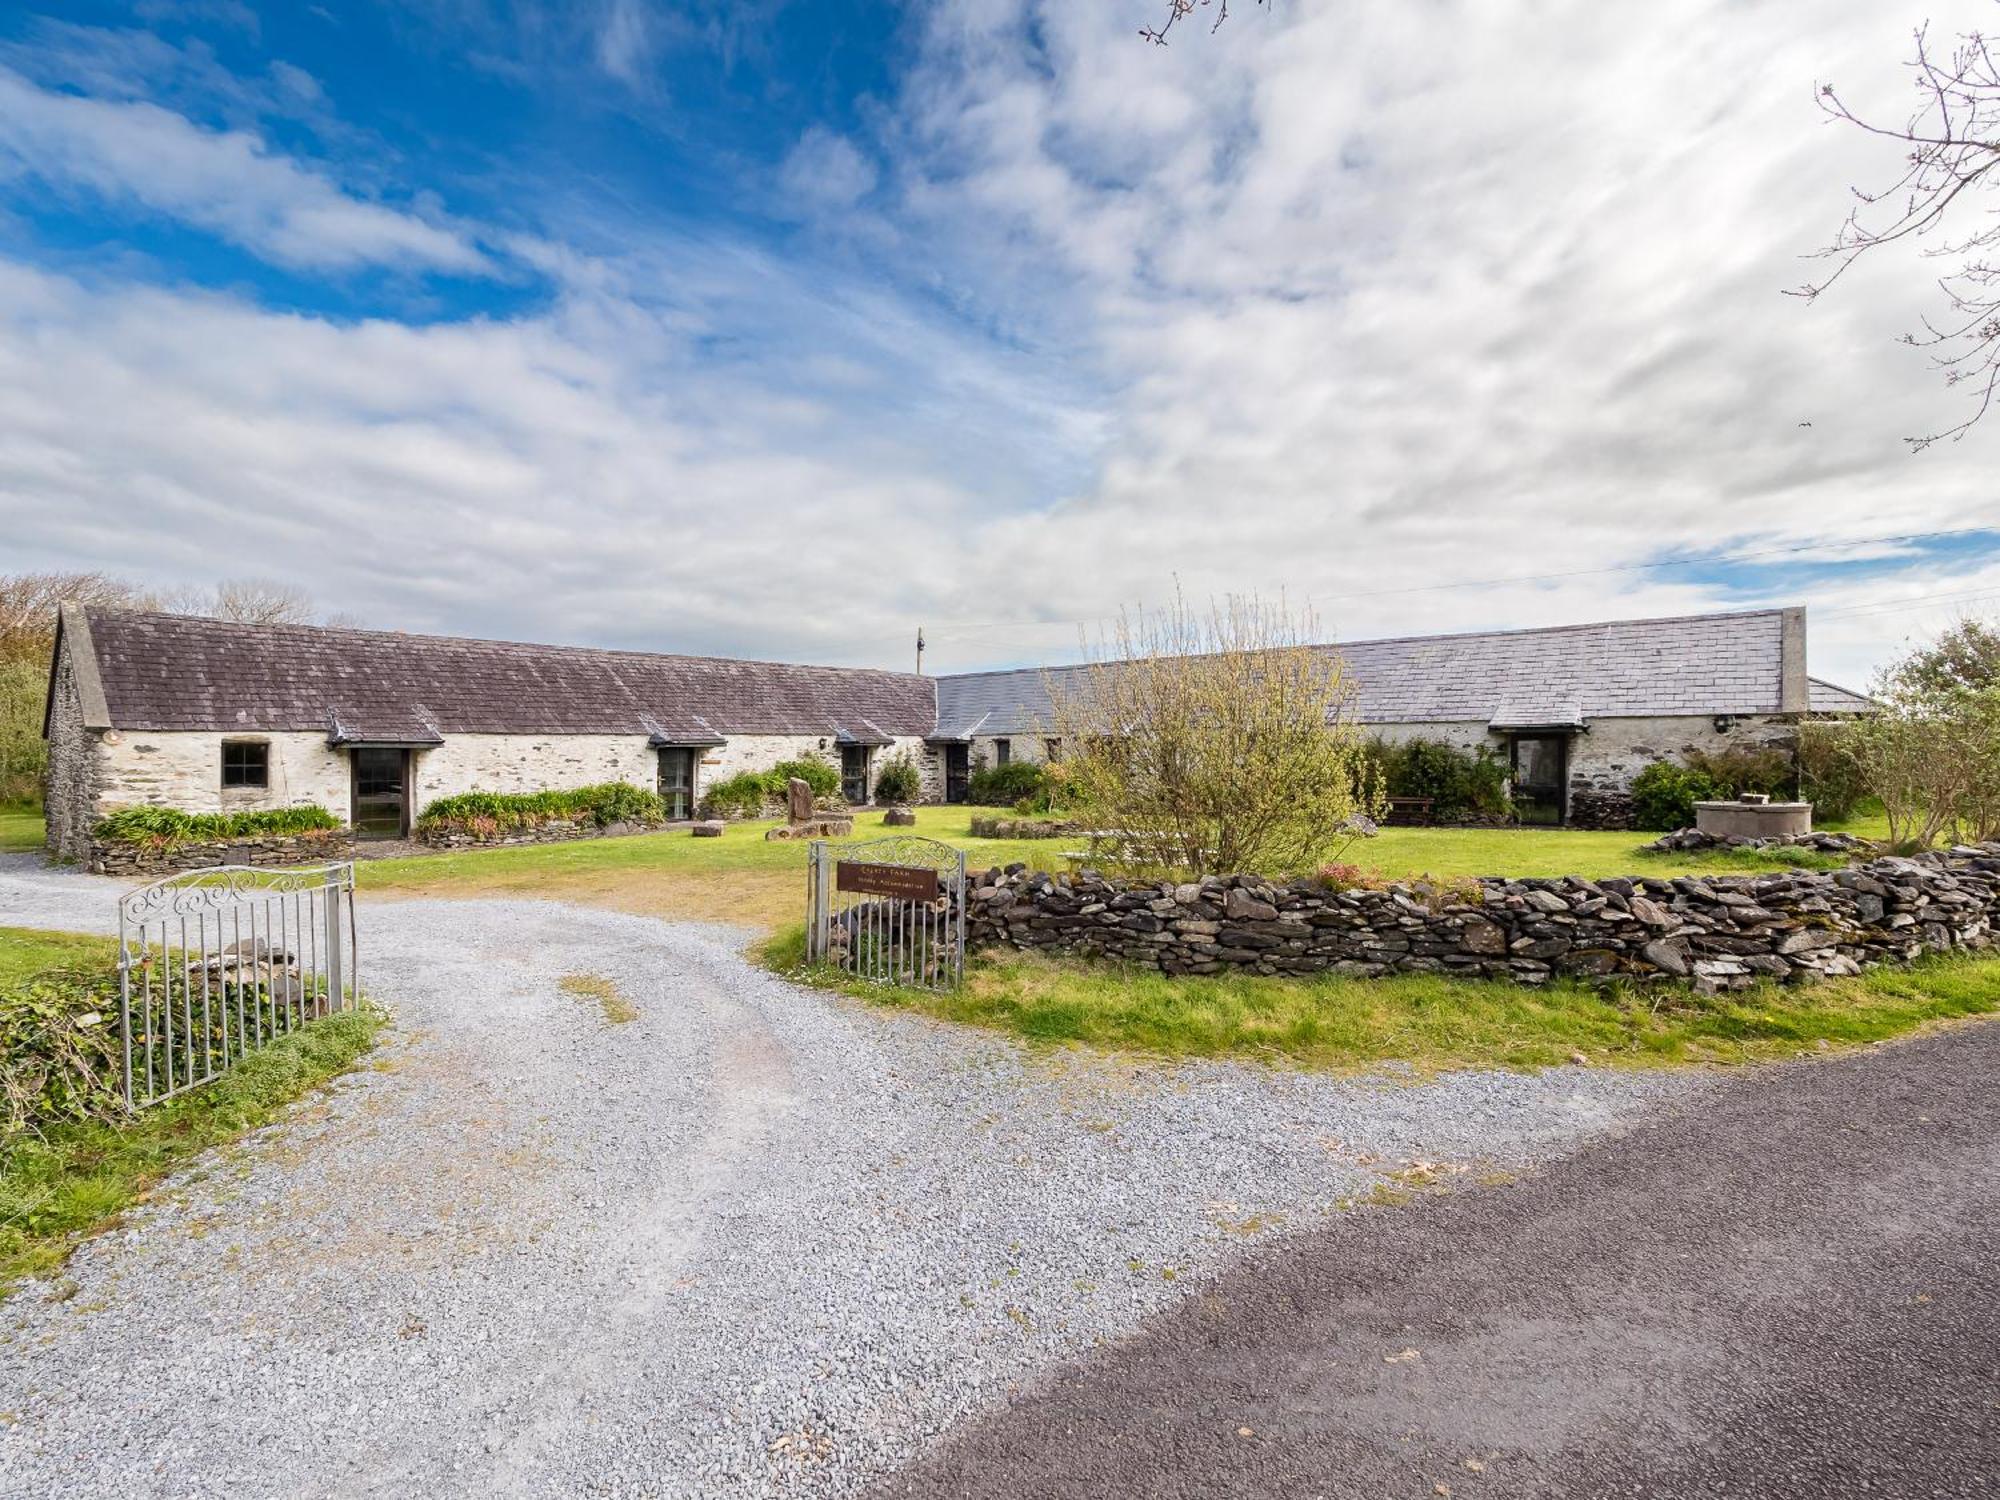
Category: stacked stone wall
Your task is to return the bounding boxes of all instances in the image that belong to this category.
[964,845,2000,995]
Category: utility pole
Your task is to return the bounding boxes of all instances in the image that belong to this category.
[916,627,926,675]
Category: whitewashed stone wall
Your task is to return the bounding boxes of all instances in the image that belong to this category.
[411,735,657,811]
[94,731,350,821]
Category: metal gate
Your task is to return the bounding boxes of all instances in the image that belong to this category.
[116,862,359,1109]
[805,836,965,990]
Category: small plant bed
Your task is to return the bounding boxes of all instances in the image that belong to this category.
[415,782,666,845]
[968,814,1080,839]
[760,930,2000,1075]
[700,759,843,820]
[93,804,342,847]
[0,926,382,1297]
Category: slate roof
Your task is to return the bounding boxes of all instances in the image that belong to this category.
[1808,677,1874,715]
[73,608,937,740]
[934,608,1808,733]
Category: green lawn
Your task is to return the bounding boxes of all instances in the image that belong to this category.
[0,924,382,1297]
[762,927,2000,1074]
[0,805,44,854]
[355,805,1881,930]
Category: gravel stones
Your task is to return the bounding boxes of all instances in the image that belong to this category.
[0,867,1699,1499]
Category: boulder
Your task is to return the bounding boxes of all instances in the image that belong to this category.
[691,820,726,837]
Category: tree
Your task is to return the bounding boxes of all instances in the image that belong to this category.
[1040,593,1380,878]
[155,578,319,625]
[1798,13,2000,449]
[1809,614,2000,847]
[1139,0,1266,46]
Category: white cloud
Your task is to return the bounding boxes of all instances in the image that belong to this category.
[0,66,488,273]
[779,127,879,215]
[5,0,2000,688]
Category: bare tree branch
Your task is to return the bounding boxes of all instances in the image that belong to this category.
[1139,0,1266,47]
[1798,13,2000,450]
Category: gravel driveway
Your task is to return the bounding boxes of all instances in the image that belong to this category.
[0,859,1703,1499]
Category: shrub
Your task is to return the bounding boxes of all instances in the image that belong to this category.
[1362,737,1512,818]
[873,753,922,804]
[2,963,123,1139]
[93,804,341,848]
[701,771,774,819]
[967,761,1049,806]
[1795,722,1869,822]
[771,758,840,798]
[1629,761,1723,831]
[416,782,665,835]
[1685,746,1796,800]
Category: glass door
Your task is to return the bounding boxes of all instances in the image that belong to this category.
[1509,735,1568,826]
[658,747,696,821]
[840,745,871,804]
[350,748,409,839]
[944,744,970,803]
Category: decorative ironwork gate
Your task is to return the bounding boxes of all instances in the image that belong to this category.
[805,836,965,990]
[116,863,359,1109]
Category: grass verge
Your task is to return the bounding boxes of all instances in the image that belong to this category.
[0,924,384,1298]
[760,923,2000,1073]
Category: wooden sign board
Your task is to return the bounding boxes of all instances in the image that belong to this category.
[836,860,940,902]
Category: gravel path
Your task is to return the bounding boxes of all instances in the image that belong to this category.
[0,859,1705,1499]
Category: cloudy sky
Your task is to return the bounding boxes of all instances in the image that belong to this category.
[2,0,1998,688]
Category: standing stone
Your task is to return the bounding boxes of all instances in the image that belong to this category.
[787,776,815,824]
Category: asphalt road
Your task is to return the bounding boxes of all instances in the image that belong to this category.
[875,1021,2000,1500]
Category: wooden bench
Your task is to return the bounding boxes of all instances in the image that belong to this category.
[1384,796,1435,827]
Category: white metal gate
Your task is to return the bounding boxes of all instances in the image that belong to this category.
[805,836,965,990]
[116,863,359,1109]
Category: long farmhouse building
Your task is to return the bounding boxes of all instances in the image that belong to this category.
[42,602,1870,858]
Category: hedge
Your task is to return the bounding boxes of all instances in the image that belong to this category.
[93,804,342,848]
[966,761,1050,807]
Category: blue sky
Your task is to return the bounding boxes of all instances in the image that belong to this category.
[3,0,2000,688]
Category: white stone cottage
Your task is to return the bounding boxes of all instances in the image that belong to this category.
[930,606,1872,827]
[43,602,1869,857]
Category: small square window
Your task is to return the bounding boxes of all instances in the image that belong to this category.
[221,741,269,789]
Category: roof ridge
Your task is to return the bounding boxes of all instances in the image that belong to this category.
[83,604,930,684]
[935,606,1798,682]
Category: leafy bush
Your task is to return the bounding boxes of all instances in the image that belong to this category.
[1363,738,1512,818]
[1630,761,1724,831]
[2,963,123,1139]
[93,804,341,848]
[967,761,1049,806]
[701,771,775,819]
[1685,746,1796,800]
[873,753,922,804]
[1795,722,1869,822]
[771,758,840,798]
[416,782,665,835]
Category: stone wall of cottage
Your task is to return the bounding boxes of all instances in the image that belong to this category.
[1363,714,1799,830]
[964,845,2000,994]
[92,730,351,824]
[42,645,100,861]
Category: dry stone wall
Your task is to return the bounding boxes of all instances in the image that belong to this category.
[86,830,356,877]
[964,844,2000,995]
